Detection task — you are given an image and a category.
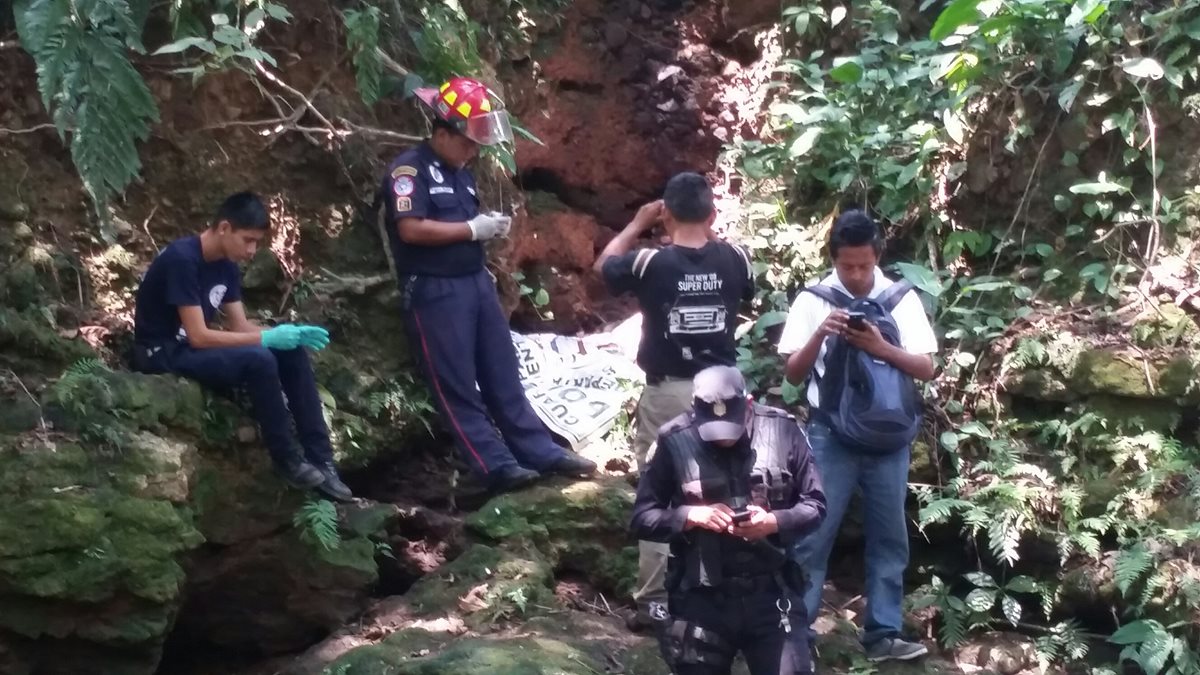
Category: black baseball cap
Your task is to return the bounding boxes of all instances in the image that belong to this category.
[692,366,749,442]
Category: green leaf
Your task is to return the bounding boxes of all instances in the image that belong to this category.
[533,288,550,307]
[153,36,216,55]
[213,24,246,47]
[1001,594,1022,626]
[829,57,863,84]
[939,431,959,451]
[1053,194,1071,212]
[965,588,996,612]
[960,420,992,438]
[244,7,265,30]
[964,571,997,588]
[236,47,277,66]
[1058,80,1083,112]
[1109,619,1161,645]
[1067,0,1107,27]
[897,161,921,187]
[755,310,789,330]
[830,5,847,26]
[893,262,942,297]
[930,0,982,42]
[1121,57,1165,80]
[1070,180,1126,195]
[1005,576,1039,593]
[789,127,823,157]
[264,3,293,21]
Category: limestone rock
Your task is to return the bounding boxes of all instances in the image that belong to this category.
[951,631,1037,675]
[0,435,205,675]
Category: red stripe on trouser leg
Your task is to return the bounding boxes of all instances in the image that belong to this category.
[412,310,489,474]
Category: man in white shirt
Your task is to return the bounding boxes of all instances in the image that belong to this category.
[776,210,937,662]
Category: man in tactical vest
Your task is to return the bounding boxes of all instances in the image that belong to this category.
[631,365,826,675]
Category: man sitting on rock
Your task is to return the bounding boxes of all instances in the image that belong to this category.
[131,191,353,503]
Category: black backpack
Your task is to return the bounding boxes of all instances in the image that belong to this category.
[803,280,923,455]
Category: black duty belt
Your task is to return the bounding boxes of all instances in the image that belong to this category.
[646,373,691,386]
[706,573,780,594]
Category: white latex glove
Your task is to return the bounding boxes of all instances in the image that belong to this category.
[490,211,513,238]
[467,213,510,241]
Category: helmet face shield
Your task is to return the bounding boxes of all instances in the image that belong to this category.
[464,110,513,146]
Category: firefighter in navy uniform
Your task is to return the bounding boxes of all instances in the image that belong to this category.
[631,365,826,675]
[379,77,596,493]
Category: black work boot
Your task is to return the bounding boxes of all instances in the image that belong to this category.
[275,457,325,489]
[314,462,355,503]
[546,450,597,477]
[489,465,541,494]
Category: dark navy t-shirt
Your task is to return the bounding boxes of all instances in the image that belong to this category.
[603,241,754,379]
[381,142,484,277]
[133,235,242,344]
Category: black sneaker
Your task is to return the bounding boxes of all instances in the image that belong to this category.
[314,462,354,503]
[546,450,597,477]
[275,458,325,489]
[864,637,928,662]
[620,607,653,633]
[489,465,541,494]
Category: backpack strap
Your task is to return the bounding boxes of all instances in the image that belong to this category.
[632,249,659,279]
[874,279,915,312]
[801,284,854,307]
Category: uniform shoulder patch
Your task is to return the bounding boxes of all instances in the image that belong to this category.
[391,165,418,178]
[659,412,695,436]
[393,176,416,197]
[395,197,412,212]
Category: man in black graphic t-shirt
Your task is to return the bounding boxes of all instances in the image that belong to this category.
[594,172,753,631]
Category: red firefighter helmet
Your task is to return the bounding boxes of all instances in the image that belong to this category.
[414,77,514,146]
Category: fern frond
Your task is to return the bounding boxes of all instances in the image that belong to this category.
[293,498,342,551]
[1114,545,1155,596]
[344,6,382,105]
[14,0,159,232]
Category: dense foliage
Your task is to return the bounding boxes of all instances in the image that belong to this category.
[733,1,1200,672]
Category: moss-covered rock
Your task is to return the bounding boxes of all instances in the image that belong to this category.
[0,308,95,371]
[44,370,206,437]
[403,544,556,627]
[324,629,607,675]
[465,479,638,596]
[0,453,204,675]
[1071,350,1154,397]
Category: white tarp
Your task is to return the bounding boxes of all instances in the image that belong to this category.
[511,314,644,450]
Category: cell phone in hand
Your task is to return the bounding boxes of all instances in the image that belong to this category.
[846,311,867,330]
[731,509,752,525]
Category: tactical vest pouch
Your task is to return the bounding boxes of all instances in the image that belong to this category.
[676,622,734,669]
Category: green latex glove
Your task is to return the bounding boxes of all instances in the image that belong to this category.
[296,325,330,351]
[260,324,304,350]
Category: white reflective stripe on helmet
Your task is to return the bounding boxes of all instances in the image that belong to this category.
[464,110,513,146]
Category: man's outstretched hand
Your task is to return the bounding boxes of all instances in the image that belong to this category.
[296,325,330,351]
[261,324,330,351]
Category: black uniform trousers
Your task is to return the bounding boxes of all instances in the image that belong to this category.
[400,269,566,480]
[669,581,812,675]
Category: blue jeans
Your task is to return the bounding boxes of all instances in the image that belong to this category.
[793,422,911,646]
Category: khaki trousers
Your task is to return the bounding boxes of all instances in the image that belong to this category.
[630,377,694,611]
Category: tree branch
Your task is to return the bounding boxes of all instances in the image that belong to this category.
[0,123,56,135]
